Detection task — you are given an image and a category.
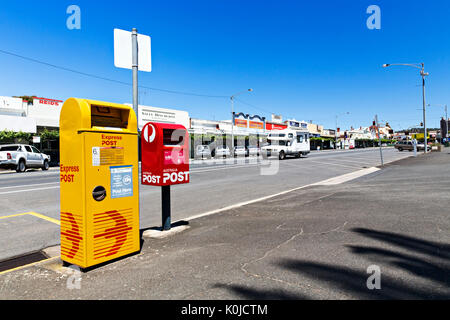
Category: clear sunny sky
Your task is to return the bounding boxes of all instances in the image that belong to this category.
[0,0,449,130]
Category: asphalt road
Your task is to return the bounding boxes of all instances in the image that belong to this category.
[0,148,411,261]
[1,149,448,300]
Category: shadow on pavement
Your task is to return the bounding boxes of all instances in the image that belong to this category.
[216,227,449,299]
[212,283,308,300]
[276,228,449,299]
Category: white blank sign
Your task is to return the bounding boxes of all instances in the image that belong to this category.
[114,28,151,72]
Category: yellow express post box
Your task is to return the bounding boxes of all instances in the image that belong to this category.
[59,98,140,269]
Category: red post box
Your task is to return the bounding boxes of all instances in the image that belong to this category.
[141,122,190,186]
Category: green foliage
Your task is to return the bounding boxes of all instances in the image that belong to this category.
[310,137,335,142]
[355,138,395,144]
[0,130,32,143]
[13,95,37,104]
[0,129,59,144]
[38,128,59,141]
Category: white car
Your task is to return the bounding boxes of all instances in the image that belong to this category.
[247,146,260,157]
[0,144,50,172]
[214,146,231,158]
[195,145,212,159]
[233,146,246,157]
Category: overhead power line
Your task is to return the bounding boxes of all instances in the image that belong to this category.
[0,49,228,99]
[234,97,274,115]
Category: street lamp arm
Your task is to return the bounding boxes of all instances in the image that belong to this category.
[383,63,423,70]
[231,88,253,100]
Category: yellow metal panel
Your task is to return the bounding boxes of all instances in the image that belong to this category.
[59,98,139,269]
[84,132,140,267]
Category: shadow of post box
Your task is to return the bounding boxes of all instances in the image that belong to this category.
[141,122,190,186]
[59,98,140,269]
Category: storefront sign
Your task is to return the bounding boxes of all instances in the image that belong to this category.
[235,119,248,128]
[249,121,264,129]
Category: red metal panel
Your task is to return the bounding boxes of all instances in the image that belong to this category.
[141,122,190,186]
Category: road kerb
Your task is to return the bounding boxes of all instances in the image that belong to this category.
[143,225,190,239]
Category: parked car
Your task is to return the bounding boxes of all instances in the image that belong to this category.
[0,144,51,172]
[233,146,246,157]
[214,145,231,158]
[417,143,432,152]
[247,146,260,157]
[395,140,430,152]
[195,145,211,159]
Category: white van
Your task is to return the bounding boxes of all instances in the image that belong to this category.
[261,129,310,160]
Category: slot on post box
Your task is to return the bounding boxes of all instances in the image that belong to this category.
[91,105,130,129]
[59,98,140,269]
[163,128,185,146]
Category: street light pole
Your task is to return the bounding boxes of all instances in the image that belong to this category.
[335,115,338,149]
[230,89,253,154]
[231,96,234,153]
[446,104,448,142]
[383,63,429,154]
[421,63,428,154]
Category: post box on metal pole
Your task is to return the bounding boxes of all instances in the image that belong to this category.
[141,122,190,231]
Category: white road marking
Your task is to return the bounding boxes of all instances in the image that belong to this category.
[0,186,60,195]
[182,166,381,223]
[191,163,261,173]
[308,160,358,169]
[312,167,380,185]
[325,158,378,165]
[0,182,59,190]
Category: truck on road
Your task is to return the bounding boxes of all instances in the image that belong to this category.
[0,144,50,172]
[261,128,310,160]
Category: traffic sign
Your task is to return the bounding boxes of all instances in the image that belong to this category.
[114,28,151,72]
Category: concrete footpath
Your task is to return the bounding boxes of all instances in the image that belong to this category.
[0,151,449,299]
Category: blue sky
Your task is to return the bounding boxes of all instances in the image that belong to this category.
[0,0,449,130]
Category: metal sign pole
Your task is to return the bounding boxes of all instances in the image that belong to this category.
[132,28,139,125]
[162,185,171,230]
[375,115,384,166]
[413,138,417,157]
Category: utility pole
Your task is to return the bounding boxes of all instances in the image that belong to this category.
[383,63,429,154]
